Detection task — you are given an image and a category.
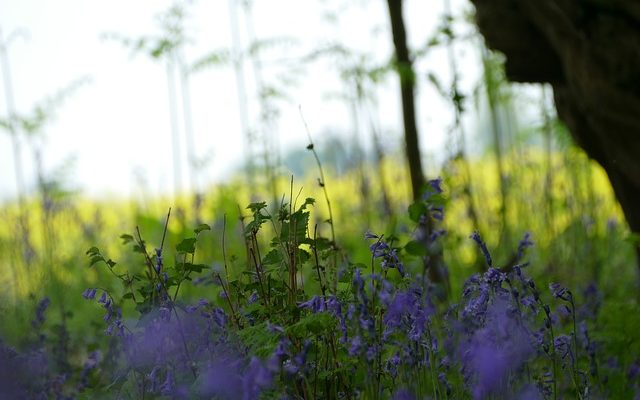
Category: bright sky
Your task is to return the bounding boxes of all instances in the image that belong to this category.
[0,0,479,202]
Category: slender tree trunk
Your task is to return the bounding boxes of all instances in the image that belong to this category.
[386,0,425,201]
[387,1,448,292]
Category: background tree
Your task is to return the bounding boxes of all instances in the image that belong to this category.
[470,0,640,268]
[385,0,425,201]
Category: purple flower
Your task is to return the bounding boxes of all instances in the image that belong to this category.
[155,248,163,273]
[484,268,505,288]
[392,388,416,400]
[364,230,379,239]
[470,231,492,267]
[248,291,258,304]
[517,232,534,260]
[32,297,50,329]
[628,360,640,381]
[370,241,388,258]
[159,369,174,395]
[549,283,572,301]
[553,335,572,361]
[299,295,325,313]
[459,298,533,399]
[82,288,97,300]
[349,336,362,356]
[243,357,273,398]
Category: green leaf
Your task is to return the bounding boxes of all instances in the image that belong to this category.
[120,234,134,245]
[408,201,427,222]
[404,240,427,256]
[86,246,100,256]
[89,255,104,267]
[176,238,197,254]
[262,249,283,266]
[106,259,117,268]
[194,224,211,235]
[247,201,267,213]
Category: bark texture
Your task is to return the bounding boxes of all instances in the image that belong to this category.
[470,0,640,259]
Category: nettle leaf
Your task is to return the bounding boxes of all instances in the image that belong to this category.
[296,249,311,265]
[247,201,268,213]
[194,223,211,235]
[405,240,427,256]
[89,255,103,267]
[86,246,100,256]
[281,211,310,243]
[120,234,134,245]
[299,197,315,209]
[262,249,283,266]
[176,238,197,254]
[408,201,428,222]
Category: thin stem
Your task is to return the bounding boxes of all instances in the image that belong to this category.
[299,106,338,292]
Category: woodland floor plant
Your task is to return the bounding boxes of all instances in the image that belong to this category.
[0,180,637,399]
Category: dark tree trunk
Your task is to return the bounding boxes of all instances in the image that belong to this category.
[387,1,449,291]
[386,0,426,201]
[470,0,640,271]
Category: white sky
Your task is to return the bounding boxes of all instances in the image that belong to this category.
[0,0,480,202]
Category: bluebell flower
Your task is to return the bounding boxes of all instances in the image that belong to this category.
[460,298,533,399]
[349,336,362,356]
[470,231,492,267]
[364,230,379,239]
[517,232,534,260]
[299,295,325,313]
[248,291,258,304]
[369,241,388,258]
[549,282,572,301]
[243,357,272,399]
[553,334,572,361]
[82,288,97,300]
[32,297,50,328]
[155,248,163,273]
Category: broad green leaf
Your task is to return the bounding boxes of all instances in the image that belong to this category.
[176,238,197,254]
[194,223,211,235]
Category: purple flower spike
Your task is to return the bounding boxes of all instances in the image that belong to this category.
[549,282,572,301]
[82,288,97,300]
[470,231,492,267]
[364,230,379,239]
[299,295,326,313]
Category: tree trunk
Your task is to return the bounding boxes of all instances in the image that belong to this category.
[386,0,425,201]
[470,0,640,272]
